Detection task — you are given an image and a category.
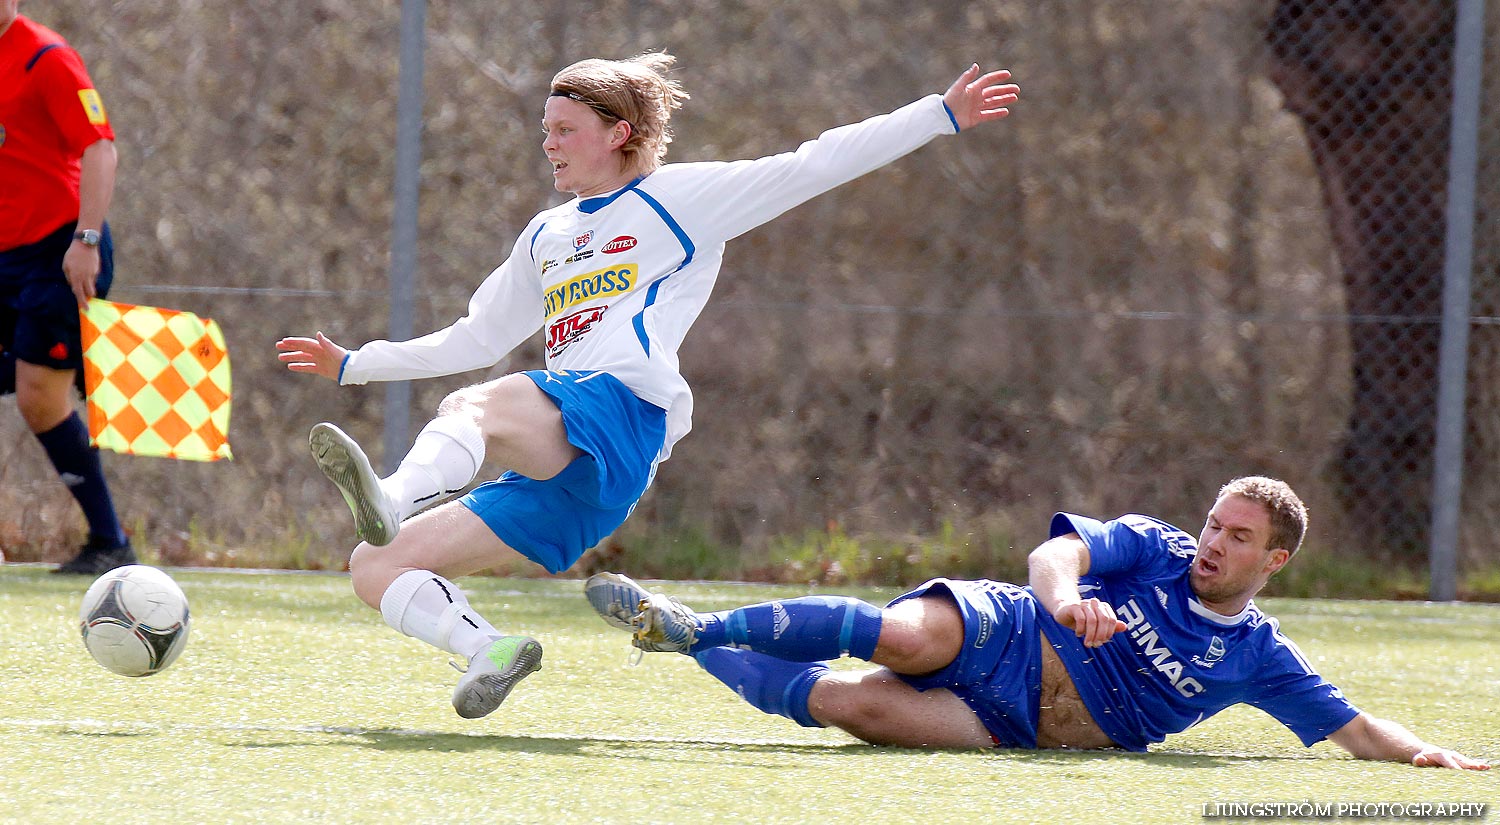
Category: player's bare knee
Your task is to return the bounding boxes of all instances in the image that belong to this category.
[809,675,895,732]
[348,543,388,609]
[13,378,71,431]
[807,676,863,729]
[871,622,930,669]
[873,596,964,673]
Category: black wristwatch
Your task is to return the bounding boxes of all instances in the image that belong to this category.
[74,228,101,247]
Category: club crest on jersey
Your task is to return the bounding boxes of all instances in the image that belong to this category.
[1192,636,1227,669]
[574,230,594,250]
[0,124,6,148]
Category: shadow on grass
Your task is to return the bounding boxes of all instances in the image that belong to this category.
[27,719,1331,768]
[227,727,876,757]
[220,726,1323,769]
[1012,748,1327,768]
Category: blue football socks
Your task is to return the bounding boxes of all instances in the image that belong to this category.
[694,647,827,728]
[690,595,883,661]
[36,411,127,547]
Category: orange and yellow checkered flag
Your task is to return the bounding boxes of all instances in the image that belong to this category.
[79,299,232,461]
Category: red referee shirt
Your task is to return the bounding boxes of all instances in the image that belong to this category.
[0,15,115,251]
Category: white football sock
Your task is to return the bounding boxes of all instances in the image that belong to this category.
[379,569,502,659]
[379,415,486,521]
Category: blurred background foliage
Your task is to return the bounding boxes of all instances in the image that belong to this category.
[2,1,1496,598]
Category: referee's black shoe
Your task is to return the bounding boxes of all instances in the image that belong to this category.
[52,537,138,575]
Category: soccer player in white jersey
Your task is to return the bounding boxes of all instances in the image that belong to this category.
[275,53,1021,719]
[585,477,1489,769]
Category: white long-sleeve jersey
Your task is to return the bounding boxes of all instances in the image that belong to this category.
[341,93,960,461]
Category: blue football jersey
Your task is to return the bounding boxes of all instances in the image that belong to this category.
[1035,512,1361,752]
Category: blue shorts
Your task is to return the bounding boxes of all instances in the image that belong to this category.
[460,369,667,574]
[888,578,1043,748]
[0,222,114,394]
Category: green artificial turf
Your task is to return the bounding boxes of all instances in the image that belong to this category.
[1,568,1493,823]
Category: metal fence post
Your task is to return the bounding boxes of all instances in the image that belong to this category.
[384,0,426,473]
[1428,0,1486,601]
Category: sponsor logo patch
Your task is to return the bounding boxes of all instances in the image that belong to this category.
[543,263,637,318]
[771,602,790,639]
[602,235,637,254]
[78,89,108,125]
[546,306,606,355]
[1117,598,1206,698]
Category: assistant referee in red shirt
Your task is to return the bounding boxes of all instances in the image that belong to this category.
[1,1,135,574]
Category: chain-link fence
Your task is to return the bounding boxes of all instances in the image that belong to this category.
[2,1,1494,595]
[1263,0,1495,591]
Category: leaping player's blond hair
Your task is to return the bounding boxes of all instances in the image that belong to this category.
[550,52,689,178]
[1217,476,1309,558]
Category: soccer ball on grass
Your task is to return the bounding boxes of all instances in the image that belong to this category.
[79,565,190,677]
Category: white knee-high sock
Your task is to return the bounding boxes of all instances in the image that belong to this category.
[379,570,501,659]
[379,416,486,521]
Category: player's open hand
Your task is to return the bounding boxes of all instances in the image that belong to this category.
[943,64,1019,131]
[1412,746,1490,770]
[1054,598,1127,648]
[275,332,348,381]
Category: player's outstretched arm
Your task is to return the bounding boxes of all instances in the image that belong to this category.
[1327,712,1490,770]
[942,64,1020,131]
[275,331,349,381]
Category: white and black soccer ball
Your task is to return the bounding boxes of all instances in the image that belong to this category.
[79,565,190,677]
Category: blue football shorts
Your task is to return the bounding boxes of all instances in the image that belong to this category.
[460,369,667,574]
[887,578,1044,748]
[0,222,114,395]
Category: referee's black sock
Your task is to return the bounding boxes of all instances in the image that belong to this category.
[36,411,128,548]
[0,351,14,396]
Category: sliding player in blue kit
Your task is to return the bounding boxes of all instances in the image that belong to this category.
[587,477,1489,769]
[276,53,1020,720]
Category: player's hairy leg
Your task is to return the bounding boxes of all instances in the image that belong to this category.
[808,669,993,749]
[349,501,544,719]
[348,501,529,609]
[438,374,581,481]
